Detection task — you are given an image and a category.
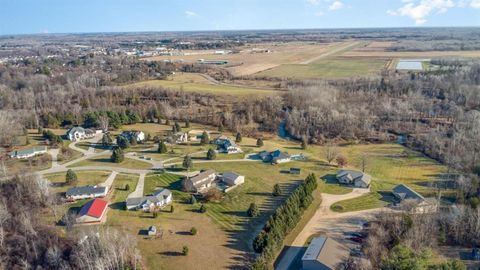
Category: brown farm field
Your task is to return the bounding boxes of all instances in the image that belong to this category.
[143,41,349,76]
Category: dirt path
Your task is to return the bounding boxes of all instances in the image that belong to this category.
[274,188,372,270]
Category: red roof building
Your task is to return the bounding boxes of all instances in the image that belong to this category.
[76,198,109,224]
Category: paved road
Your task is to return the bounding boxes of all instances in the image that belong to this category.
[100,171,118,190]
[300,41,361,65]
[274,188,373,270]
[128,173,146,198]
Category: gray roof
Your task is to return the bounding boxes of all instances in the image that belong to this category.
[67,126,85,135]
[302,236,348,269]
[188,170,216,187]
[66,185,106,197]
[127,188,172,208]
[393,184,425,201]
[9,146,47,157]
[337,170,372,185]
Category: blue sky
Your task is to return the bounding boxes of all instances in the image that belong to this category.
[1,0,479,35]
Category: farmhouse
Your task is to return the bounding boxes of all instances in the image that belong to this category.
[76,198,109,224]
[168,132,188,144]
[120,130,145,142]
[302,236,349,270]
[65,185,108,201]
[392,184,438,213]
[222,172,245,186]
[66,127,96,141]
[8,146,47,159]
[336,170,371,188]
[126,188,173,211]
[213,136,242,154]
[258,150,291,164]
[183,169,216,193]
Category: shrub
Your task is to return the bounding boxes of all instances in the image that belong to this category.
[116,136,129,149]
[247,202,260,217]
[190,227,197,235]
[206,148,216,160]
[235,132,242,143]
[200,131,209,145]
[272,184,282,197]
[256,138,264,147]
[190,195,197,204]
[182,245,189,256]
[204,189,223,202]
[199,204,207,213]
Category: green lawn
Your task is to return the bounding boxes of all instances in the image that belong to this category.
[44,170,111,192]
[67,155,152,170]
[111,173,139,203]
[256,59,386,79]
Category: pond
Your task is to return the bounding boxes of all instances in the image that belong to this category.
[396,59,424,71]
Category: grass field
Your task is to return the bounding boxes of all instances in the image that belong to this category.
[44,170,111,192]
[111,173,139,203]
[127,73,279,96]
[67,155,152,170]
[256,59,386,79]
[328,144,449,212]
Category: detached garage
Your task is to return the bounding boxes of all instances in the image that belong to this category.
[76,198,109,224]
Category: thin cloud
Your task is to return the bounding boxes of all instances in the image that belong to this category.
[471,0,480,8]
[185,11,197,17]
[387,0,456,25]
[329,1,345,10]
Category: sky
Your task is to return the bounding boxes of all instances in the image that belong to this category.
[0,0,479,35]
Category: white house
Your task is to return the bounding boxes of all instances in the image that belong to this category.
[126,188,173,211]
[9,146,47,159]
[121,131,145,142]
[169,132,188,144]
[65,185,108,201]
[222,172,245,186]
[66,127,96,141]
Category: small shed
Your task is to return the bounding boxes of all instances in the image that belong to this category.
[148,226,157,236]
[290,168,301,175]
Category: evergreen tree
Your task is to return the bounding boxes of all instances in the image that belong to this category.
[272,184,282,197]
[218,123,224,132]
[111,147,124,163]
[183,155,193,170]
[235,132,242,143]
[65,169,77,185]
[190,195,197,204]
[207,149,217,160]
[185,120,190,128]
[116,136,129,149]
[165,119,170,125]
[174,121,181,132]
[125,184,130,191]
[247,202,260,217]
[129,136,137,146]
[171,205,174,213]
[256,138,264,147]
[200,131,209,145]
[158,141,168,153]
[199,204,207,213]
[102,133,113,146]
[301,136,308,150]
[37,126,43,134]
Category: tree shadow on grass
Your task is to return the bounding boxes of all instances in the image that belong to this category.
[321,174,339,184]
[158,251,184,257]
[109,202,126,210]
[89,158,113,163]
